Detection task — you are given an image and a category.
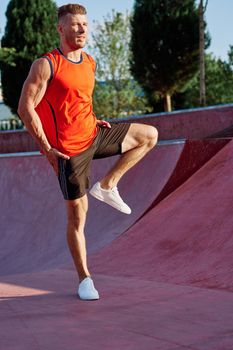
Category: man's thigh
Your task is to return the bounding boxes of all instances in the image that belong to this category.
[122,123,158,153]
[93,123,130,159]
[58,146,95,200]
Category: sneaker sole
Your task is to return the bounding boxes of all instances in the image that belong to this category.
[78,295,100,301]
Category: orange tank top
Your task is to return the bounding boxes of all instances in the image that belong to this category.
[36,48,97,156]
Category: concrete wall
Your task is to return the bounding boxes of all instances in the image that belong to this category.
[1,104,233,153]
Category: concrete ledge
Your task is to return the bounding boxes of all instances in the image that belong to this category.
[1,104,233,153]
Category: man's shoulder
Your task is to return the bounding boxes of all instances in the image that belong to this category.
[83,52,96,71]
[83,51,95,62]
[41,48,58,60]
[31,49,58,80]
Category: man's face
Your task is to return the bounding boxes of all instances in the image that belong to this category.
[58,13,88,50]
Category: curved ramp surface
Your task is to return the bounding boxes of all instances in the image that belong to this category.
[0,141,185,276]
[90,139,233,291]
[0,139,227,276]
[1,139,233,350]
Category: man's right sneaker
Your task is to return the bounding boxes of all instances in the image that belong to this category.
[78,277,100,301]
[89,182,131,215]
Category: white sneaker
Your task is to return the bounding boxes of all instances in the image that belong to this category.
[89,182,131,215]
[78,277,100,301]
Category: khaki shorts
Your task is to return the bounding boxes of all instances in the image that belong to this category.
[58,123,130,200]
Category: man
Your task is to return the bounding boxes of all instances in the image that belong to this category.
[18,4,158,301]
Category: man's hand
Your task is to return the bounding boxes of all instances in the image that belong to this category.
[96,120,111,128]
[45,148,70,175]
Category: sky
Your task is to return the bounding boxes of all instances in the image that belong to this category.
[0,0,233,61]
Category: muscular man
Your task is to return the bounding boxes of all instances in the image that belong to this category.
[18,4,158,301]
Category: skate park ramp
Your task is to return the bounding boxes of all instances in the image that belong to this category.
[1,137,233,349]
[90,139,233,291]
[0,141,185,276]
[0,138,227,276]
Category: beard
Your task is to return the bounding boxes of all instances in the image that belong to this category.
[64,32,87,50]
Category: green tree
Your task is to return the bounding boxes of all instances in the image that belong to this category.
[0,0,59,114]
[88,10,151,119]
[131,0,207,112]
[174,52,233,109]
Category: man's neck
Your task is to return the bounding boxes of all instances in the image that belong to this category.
[59,44,82,63]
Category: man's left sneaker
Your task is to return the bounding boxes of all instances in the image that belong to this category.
[78,277,99,301]
[89,182,131,214]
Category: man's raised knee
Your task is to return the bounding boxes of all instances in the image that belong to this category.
[146,125,158,149]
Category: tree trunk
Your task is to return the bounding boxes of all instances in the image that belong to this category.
[199,0,206,106]
[164,93,172,112]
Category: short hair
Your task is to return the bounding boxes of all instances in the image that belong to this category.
[58,4,87,21]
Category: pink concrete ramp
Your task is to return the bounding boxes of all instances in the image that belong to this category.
[1,139,233,350]
[0,139,227,276]
[90,139,233,291]
[0,141,186,276]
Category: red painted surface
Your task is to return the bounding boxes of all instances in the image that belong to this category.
[91,140,233,292]
[128,104,233,140]
[144,138,229,212]
[0,129,38,153]
[0,142,185,275]
[1,104,233,153]
[1,138,233,349]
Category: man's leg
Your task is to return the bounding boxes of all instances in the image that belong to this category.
[66,195,90,280]
[89,123,158,213]
[100,123,158,189]
[66,195,99,300]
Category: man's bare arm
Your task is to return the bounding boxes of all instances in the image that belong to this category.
[18,58,69,173]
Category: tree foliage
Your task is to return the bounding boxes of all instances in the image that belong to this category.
[130,0,208,111]
[88,10,151,119]
[0,0,59,114]
[174,50,233,109]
